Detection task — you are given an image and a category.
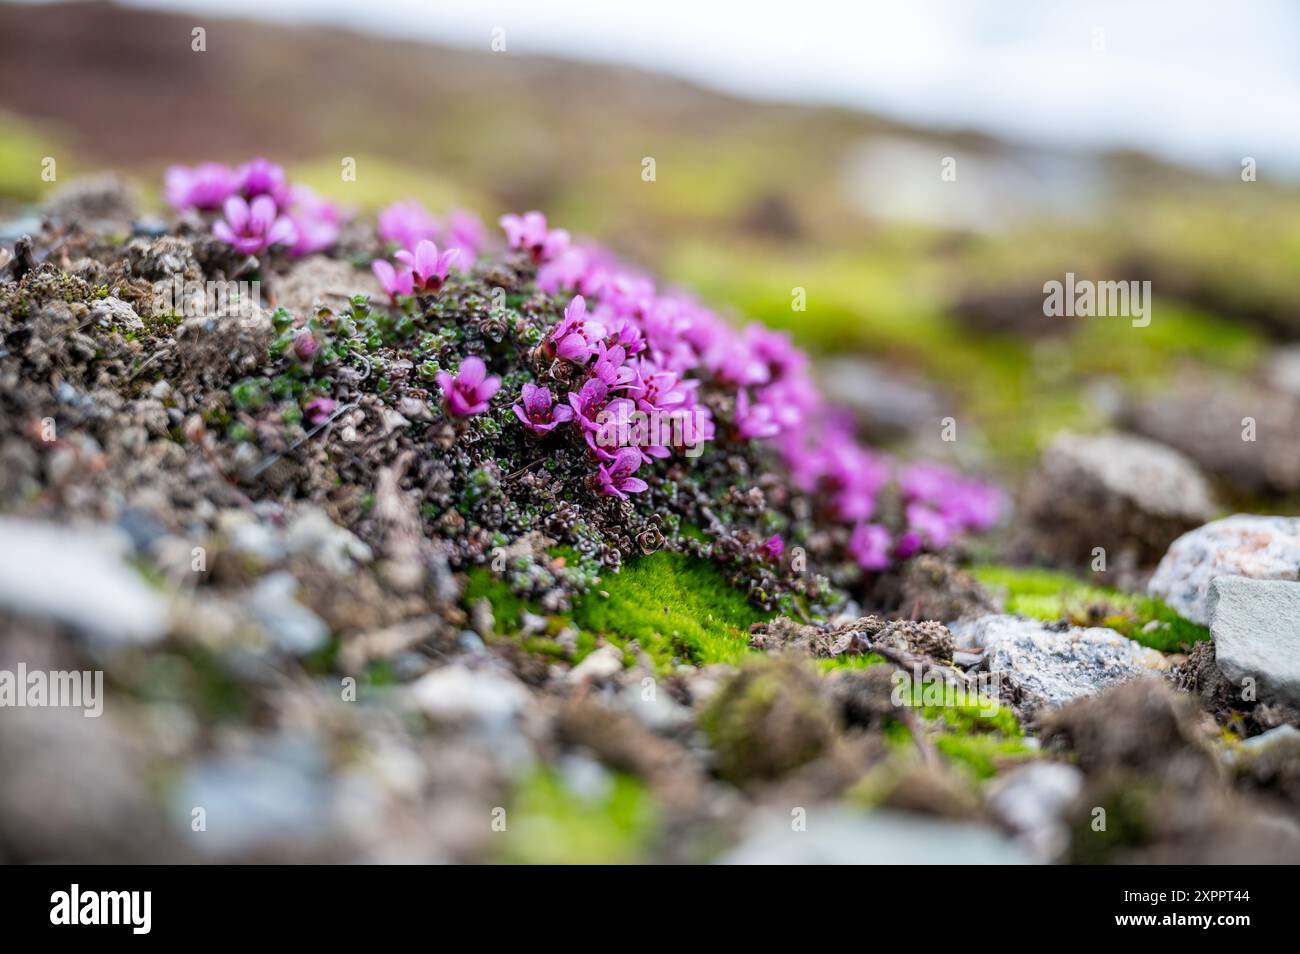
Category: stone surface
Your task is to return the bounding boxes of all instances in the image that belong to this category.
[722,808,1034,865]
[1148,514,1300,624]
[950,614,1167,710]
[1123,380,1300,494]
[567,643,624,685]
[1207,576,1300,708]
[248,572,329,655]
[1264,346,1300,399]
[1021,431,1215,570]
[0,517,169,646]
[987,761,1083,862]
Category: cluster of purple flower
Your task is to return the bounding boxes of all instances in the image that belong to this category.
[166,157,344,256]
[165,161,1001,569]
[489,212,1003,564]
[371,201,486,302]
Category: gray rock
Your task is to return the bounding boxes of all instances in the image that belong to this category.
[567,643,624,685]
[1021,431,1215,569]
[1240,724,1300,755]
[987,761,1083,862]
[405,663,529,729]
[1207,576,1300,708]
[1124,380,1300,494]
[815,357,942,441]
[403,663,534,773]
[0,517,169,645]
[722,808,1034,864]
[89,296,143,331]
[172,734,331,856]
[1264,346,1300,399]
[617,680,693,733]
[221,512,287,566]
[248,572,328,655]
[283,506,373,575]
[1148,515,1300,624]
[950,614,1167,710]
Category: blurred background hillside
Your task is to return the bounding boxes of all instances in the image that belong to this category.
[3,0,1300,493]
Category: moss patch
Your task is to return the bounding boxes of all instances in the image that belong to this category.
[572,551,771,667]
[464,549,771,668]
[896,673,1034,779]
[972,563,1209,652]
[499,767,657,864]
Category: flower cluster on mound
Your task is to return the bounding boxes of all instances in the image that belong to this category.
[168,158,1003,612]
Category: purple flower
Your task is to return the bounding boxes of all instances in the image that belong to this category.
[303,396,337,426]
[371,259,415,303]
[292,330,319,362]
[378,200,439,252]
[894,530,922,561]
[165,162,238,211]
[630,358,691,414]
[446,208,485,268]
[595,447,649,499]
[848,523,892,571]
[567,377,610,431]
[591,343,635,389]
[213,195,297,255]
[436,356,501,418]
[761,534,784,562]
[906,502,957,550]
[286,185,341,256]
[548,295,607,364]
[734,389,781,440]
[745,324,806,382]
[236,158,289,205]
[900,463,1004,533]
[394,240,458,294]
[512,383,574,435]
[500,211,569,263]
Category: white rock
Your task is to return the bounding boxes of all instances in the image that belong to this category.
[1149,515,1300,624]
[950,614,1166,710]
[1240,724,1300,754]
[567,643,625,685]
[248,572,328,654]
[1264,346,1300,398]
[284,506,373,575]
[1207,576,1300,708]
[987,762,1083,862]
[0,517,169,645]
[405,664,529,727]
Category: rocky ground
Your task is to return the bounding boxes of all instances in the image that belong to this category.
[2,176,1300,864]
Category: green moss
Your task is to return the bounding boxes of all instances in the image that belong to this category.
[893,671,1033,779]
[499,767,657,864]
[463,565,535,632]
[571,550,771,667]
[972,563,1209,652]
[933,733,1035,780]
[465,550,767,668]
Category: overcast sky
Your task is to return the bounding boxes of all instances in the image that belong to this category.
[98,0,1300,175]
